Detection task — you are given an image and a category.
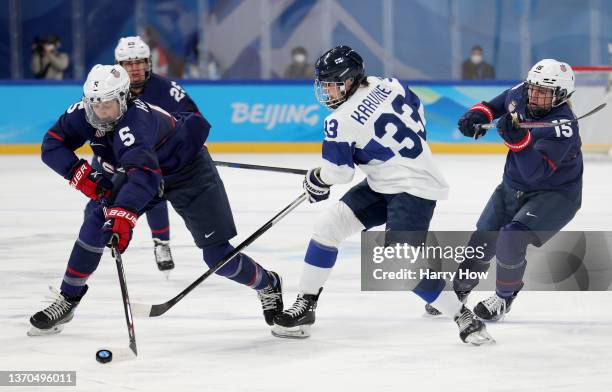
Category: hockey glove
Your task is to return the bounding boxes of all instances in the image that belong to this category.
[102,207,137,253]
[458,103,494,139]
[497,112,532,152]
[68,159,113,202]
[303,167,330,203]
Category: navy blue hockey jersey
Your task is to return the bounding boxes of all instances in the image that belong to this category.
[42,99,210,213]
[486,83,582,195]
[136,73,200,114]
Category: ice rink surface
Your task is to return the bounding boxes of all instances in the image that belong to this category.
[1,153,611,392]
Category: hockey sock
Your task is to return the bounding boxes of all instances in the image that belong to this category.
[495,222,532,297]
[496,257,527,298]
[202,243,271,290]
[60,240,103,298]
[299,239,338,295]
[146,202,170,241]
[453,230,495,292]
[412,273,446,304]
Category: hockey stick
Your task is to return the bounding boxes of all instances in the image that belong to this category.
[214,160,307,176]
[131,192,308,318]
[112,243,137,356]
[95,241,138,363]
[475,102,607,132]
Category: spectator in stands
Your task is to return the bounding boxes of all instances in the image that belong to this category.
[284,46,312,79]
[461,45,495,80]
[30,35,69,80]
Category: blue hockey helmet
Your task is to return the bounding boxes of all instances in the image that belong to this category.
[314,45,365,109]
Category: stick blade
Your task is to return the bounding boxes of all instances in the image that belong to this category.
[149,304,170,317]
[130,303,154,317]
[584,102,607,116]
[96,346,137,364]
[130,302,170,317]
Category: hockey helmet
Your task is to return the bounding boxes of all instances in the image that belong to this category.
[115,36,152,88]
[314,45,365,109]
[82,64,131,134]
[525,59,575,117]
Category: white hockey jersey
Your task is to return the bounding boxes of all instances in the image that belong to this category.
[318,76,449,201]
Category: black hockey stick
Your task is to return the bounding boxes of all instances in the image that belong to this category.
[475,102,607,133]
[214,160,307,176]
[96,241,138,363]
[131,192,308,318]
[112,243,137,356]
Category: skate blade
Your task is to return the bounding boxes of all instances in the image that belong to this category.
[422,310,443,318]
[464,330,496,346]
[271,324,311,339]
[422,304,444,318]
[162,270,171,280]
[475,313,505,323]
[27,324,65,336]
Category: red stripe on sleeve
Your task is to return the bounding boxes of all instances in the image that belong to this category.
[47,130,65,142]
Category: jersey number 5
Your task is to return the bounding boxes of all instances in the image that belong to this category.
[118,126,135,146]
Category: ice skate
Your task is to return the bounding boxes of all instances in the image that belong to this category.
[454,305,495,345]
[473,288,522,322]
[272,288,322,339]
[154,239,175,278]
[28,286,87,336]
[257,271,283,325]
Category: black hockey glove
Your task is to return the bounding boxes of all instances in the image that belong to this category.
[497,112,532,152]
[458,103,493,139]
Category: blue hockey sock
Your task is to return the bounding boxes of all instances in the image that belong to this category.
[203,243,271,290]
[298,240,338,294]
[146,202,170,241]
[60,240,103,298]
[304,239,338,268]
[495,222,532,297]
[412,273,446,303]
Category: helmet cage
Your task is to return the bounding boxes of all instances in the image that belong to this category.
[314,79,352,109]
[525,81,572,117]
[83,91,128,135]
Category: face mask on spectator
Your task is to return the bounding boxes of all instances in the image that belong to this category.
[293,53,306,63]
[470,54,482,64]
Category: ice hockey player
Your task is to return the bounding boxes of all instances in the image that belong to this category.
[426,59,582,321]
[271,45,493,345]
[97,35,200,274]
[28,64,282,336]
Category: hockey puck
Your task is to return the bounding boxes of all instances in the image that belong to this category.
[96,349,113,364]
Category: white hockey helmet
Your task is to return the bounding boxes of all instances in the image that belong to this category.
[82,64,131,134]
[114,36,152,87]
[526,59,575,116]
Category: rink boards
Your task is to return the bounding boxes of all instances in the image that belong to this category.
[0,80,511,154]
[1,80,607,155]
